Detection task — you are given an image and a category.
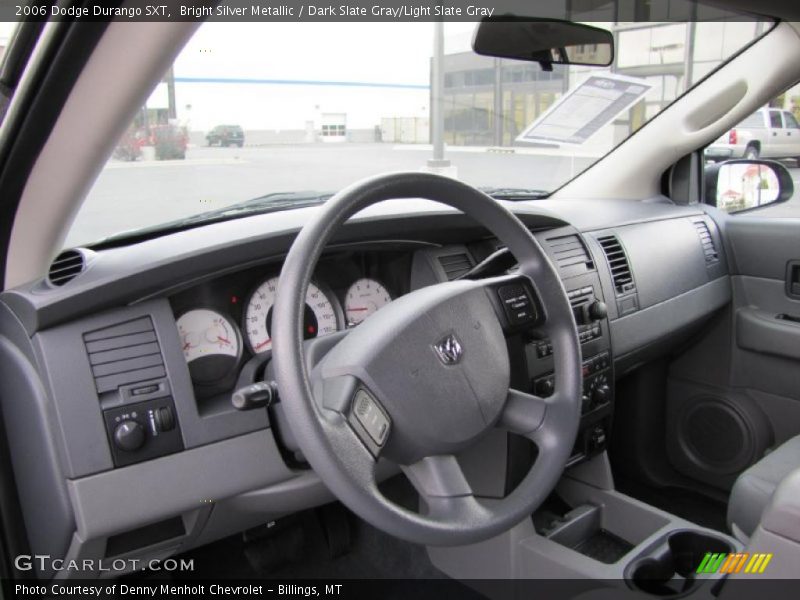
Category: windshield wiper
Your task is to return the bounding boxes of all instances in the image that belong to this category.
[480,187,550,201]
[87,191,333,249]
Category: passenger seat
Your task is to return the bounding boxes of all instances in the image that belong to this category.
[728,435,800,541]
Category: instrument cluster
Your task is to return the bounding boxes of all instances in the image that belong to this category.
[170,251,409,390]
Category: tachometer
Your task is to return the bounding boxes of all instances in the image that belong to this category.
[345,278,392,327]
[244,276,340,354]
[176,309,242,385]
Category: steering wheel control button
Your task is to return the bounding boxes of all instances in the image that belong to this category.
[103,397,184,467]
[497,283,537,327]
[114,421,145,452]
[351,389,390,447]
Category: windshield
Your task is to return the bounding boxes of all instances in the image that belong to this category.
[67,16,770,247]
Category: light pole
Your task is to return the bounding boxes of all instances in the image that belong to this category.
[427,19,454,175]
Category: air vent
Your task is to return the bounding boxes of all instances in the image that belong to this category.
[83,317,165,394]
[438,252,473,280]
[693,220,719,264]
[47,249,87,286]
[597,235,636,296]
[546,234,594,275]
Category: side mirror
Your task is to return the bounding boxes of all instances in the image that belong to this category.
[472,17,613,70]
[705,159,794,214]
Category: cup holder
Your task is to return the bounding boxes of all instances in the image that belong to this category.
[627,530,734,596]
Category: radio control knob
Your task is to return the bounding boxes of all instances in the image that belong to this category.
[114,420,145,452]
[536,378,555,397]
[589,301,608,321]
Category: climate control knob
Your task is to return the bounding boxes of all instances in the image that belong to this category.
[592,384,611,406]
[114,420,145,452]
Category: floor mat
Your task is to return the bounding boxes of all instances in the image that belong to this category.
[164,478,486,599]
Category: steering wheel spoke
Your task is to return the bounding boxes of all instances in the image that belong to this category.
[402,455,489,520]
[319,411,380,486]
[312,373,392,458]
[497,388,549,438]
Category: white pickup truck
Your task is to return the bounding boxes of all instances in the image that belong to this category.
[706,107,800,162]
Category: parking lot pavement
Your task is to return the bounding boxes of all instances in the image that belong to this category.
[65,144,800,247]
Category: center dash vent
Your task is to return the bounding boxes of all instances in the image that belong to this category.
[597,235,636,296]
[47,249,89,286]
[546,234,594,276]
[83,317,166,394]
[693,220,719,265]
[438,252,473,280]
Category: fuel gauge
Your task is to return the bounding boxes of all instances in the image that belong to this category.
[176,309,242,385]
[345,278,392,327]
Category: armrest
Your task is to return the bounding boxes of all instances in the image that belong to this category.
[736,307,800,361]
[761,468,800,544]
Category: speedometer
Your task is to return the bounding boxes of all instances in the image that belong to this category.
[244,276,340,354]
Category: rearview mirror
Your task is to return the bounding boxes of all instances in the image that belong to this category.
[472,17,614,70]
[705,159,795,213]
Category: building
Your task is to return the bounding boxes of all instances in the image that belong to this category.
[440,52,568,147]
[440,17,772,150]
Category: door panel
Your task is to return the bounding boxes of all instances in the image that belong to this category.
[665,215,800,494]
[763,110,784,157]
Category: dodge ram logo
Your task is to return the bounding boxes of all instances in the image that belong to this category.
[433,334,463,365]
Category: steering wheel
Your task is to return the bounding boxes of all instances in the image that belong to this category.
[272,172,581,546]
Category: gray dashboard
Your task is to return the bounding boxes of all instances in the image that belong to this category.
[0,195,731,579]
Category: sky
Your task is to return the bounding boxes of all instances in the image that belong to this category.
[156,21,482,130]
[173,21,480,85]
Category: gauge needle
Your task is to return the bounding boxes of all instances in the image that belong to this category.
[217,336,231,345]
[254,339,271,350]
[183,342,191,351]
[347,307,369,312]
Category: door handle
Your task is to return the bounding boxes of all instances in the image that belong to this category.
[788,261,800,298]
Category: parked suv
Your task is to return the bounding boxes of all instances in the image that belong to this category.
[707,107,800,162]
[207,124,245,147]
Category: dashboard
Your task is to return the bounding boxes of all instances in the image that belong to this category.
[0,197,731,580]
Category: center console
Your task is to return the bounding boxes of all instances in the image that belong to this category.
[429,453,740,595]
[527,274,614,466]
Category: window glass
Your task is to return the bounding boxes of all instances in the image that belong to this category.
[0,22,18,64]
[67,17,773,247]
[705,86,800,219]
